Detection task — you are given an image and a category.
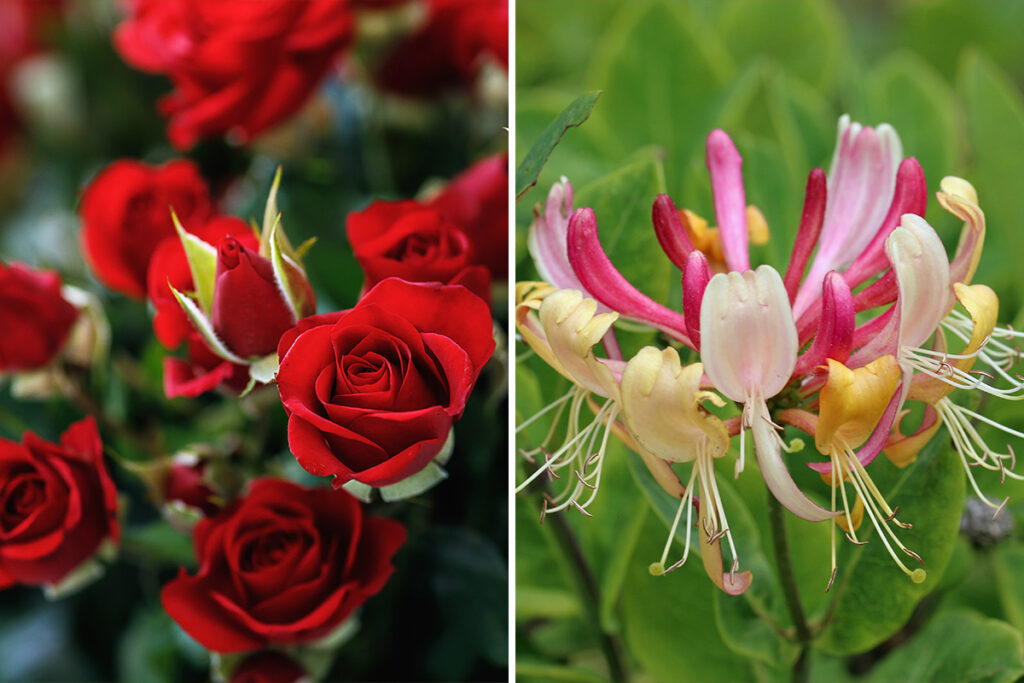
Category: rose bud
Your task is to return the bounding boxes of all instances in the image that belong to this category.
[0,418,119,593]
[212,237,315,358]
[230,651,308,683]
[161,478,404,653]
[346,199,490,302]
[163,452,221,519]
[79,159,212,298]
[164,170,316,394]
[277,278,494,499]
[0,261,78,373]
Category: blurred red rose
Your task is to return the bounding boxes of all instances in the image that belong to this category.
[276,278,494,488]
[375,0,507,97]
[230,650,307,683]
[0,261,78,372]
[346,199,490,301]
[161,478,404,653]
[0,418,119,590]
[80,159,212,298]
[430,152,508,278]
[114,0,355,149]
[164,456,219,518]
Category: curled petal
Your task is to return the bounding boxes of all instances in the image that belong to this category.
[751,398,837,522]
[567,208,692,345]
[793,271,854,377]
[939,176,985,288]
[706,130,750,273]
[700,266,797,402]
[682,250,712,350]
[538,289,622,399]
[620,349,729,464]
[783,168,827,302]
[884,403,942,468]
[651,194,695,270]
[909,283,998,403]
[814,356,902,454]
[699,505,753,596]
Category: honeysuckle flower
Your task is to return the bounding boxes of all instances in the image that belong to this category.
[620,347,751,595]
[517,113,1024,595]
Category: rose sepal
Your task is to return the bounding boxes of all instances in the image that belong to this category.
[171,209,218,315]
[43,538,117,601]
[168,284,246,364]
[342,429,455,503]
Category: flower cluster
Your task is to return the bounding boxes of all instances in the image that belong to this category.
[517,116,1023,595]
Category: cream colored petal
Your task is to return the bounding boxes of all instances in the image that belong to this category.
[539,289,620,399]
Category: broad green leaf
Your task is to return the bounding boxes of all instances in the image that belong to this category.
[992,541,1024,633]
[818,436,966,655]
[517,660,609,683]
[587,1,732,191]
[717,0,846,92]
[620,513,754,683]
[573,152,671,315]
[625,448,799,670]
[516,91,602,201]
[866,609,1024,683]
[958,50,1024,303]
[860,52,958,220]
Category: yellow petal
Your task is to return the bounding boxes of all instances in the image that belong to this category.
[514,282,570,381]
[816,356,902,454]
[746,205,769,245]
[620,348,730,464]
[909,283,999,403]
[883,404,943,468]
[938,176,985,286]
[539,289,620,399]
[836,493,864,533]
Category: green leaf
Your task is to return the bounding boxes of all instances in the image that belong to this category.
[866,609,1024,683]
[122,520,195,567]
[517,660,610,683]
[817,436,966,655]
[573,151,671,315]
[620,513,754,683]
[516,91,602,201]
[992,541,1024,633]
[268,217,302,322]
[587,1,732,192]
[958,50,1024,302]
[171,211,218,316]
[717,0,846,92]
[516,587,580,621]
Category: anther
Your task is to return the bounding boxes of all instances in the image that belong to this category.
[575,470,596,489]
[844,532,868,546]
[825,567,837,593]
[571,500,593,517]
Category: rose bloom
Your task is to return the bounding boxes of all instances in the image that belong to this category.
[161,478,404,653]
[345,199,490,301]
[114,0,355,149]
[0,261,78,372]
[375,0,508,97]
[430,152,508,279]
[0,418,119,589]
[277,278,494,488]
[80,159,212,299]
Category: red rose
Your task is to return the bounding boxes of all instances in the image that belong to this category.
[230,651,307,683]
[212,237,315,358]
[0,261,78,372]
[430,152,508,278]
[345,199,490,301]
[0,418,119,590]
[375,0,508,97]
[161,478,404,653]
[147,216,254,350]
[276,278,494,487]
[114,0,355,149]
[80,159,212,298]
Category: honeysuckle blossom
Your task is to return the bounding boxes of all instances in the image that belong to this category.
[517,114,1024,593]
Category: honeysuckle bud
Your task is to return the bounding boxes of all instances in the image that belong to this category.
[701,265,834,522]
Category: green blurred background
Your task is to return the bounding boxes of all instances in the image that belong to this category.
[515,1,1024,682]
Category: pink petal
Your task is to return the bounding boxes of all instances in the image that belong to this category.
[682,250,711,350]
[782,168,827,303]
[793,272,854,376]
[651,194,694,270]
[706,130,750,273]
[567,208,692,345]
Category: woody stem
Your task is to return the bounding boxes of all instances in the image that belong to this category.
[766,488,812,683]
[542,492,628,683]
